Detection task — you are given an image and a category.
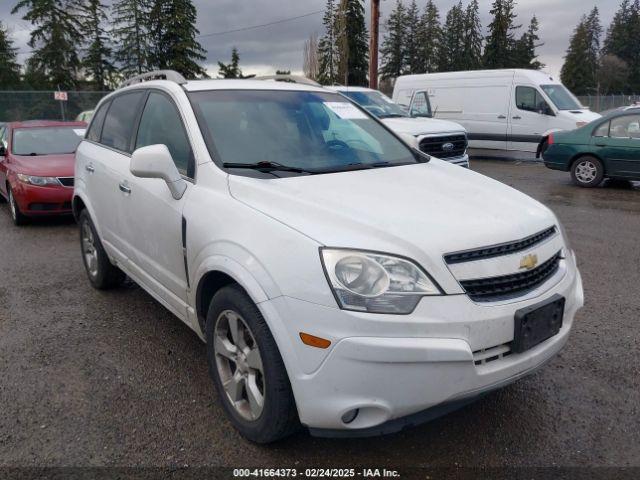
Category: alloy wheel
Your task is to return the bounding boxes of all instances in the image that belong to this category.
[214,309,265,421]
[575,160,597,183]
[81,220,99,278]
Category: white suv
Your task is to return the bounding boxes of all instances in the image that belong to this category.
[74,71,583,443]
[327,86,470,167]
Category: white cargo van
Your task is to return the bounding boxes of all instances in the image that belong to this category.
[392,69,601,157]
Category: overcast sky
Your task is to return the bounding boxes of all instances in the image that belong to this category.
[3,0,623,79]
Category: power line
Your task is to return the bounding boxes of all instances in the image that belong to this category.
[196,10,323,39]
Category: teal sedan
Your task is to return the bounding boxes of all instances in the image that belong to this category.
[542,110,640,187]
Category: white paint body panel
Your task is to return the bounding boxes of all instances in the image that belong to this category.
[74,78,584,433]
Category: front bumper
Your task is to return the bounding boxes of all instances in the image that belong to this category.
[260,256,583,433]
[11,181,73,215]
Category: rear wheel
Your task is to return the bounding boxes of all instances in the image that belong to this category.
[79,210,125,289]
[205,285,299,443]
[8,186,28,226]
[571,156,604,187]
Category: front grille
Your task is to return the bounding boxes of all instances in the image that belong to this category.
[419,134,467,159]
[460,251,562,302]
[58,177,74,187]
[445,227,557,265]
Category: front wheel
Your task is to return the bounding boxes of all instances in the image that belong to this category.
[78,210,125,289]
[8,186,28,226]
[206,285,299,443]
[571,156,604,187]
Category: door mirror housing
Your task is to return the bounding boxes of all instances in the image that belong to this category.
[130,144,187,200]
[539,105,555,116]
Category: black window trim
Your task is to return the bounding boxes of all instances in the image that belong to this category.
[132,87,197,181]
[85,98,111,144]
[97,89,148,156]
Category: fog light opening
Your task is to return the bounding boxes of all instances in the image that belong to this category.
[341,408,359,425]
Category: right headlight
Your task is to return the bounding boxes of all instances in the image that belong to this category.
[320,248,442,314]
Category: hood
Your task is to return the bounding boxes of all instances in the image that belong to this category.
[10,153,75,177]
[562,109,601,123]
[381,117,466,136]
[229,160,557,291]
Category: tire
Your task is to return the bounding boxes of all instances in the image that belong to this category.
[205,285,299,443]
[78,209,125,289]
[570,156,604,187]
[8,186,28,226]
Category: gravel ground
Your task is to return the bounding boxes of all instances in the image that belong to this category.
[0,161,638,471]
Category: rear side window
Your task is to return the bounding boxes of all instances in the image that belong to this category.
[610,114,640,138]
[86,100,110,143]
[135,92,193,177]
[101,91,146,153]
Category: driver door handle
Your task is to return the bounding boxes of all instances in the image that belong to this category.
[85,164,95,173]
[497,115,506,119]
[118,182,131,194]
[512,116,522,120]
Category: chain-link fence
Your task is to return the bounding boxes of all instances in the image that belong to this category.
[577,94,640,113]
[0,91,111,123]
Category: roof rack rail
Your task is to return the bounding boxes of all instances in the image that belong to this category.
[255,75,321,87]
[120,70,187,88]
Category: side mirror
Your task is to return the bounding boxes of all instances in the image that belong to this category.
[130,144,187,200]
[539,106,555,116]
[0,144,6,157]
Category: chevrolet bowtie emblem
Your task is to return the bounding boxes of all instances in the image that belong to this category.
[519,253,539,270]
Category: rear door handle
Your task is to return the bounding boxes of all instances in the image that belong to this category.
[497,115,506,119]
[118,182,131,194]
[595,143,606,147]
[85,164,95,173]
[512,116,522,120]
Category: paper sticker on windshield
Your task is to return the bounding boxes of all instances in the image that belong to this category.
[73,129,86,136]
[324,102,368,120]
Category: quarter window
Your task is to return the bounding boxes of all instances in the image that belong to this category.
[593,121,609,137]
[101,91,146,153]
[135,92,193,177]
[86,100,110,143]
[515,86,550,113]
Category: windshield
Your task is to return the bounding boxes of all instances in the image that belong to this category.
[340,90,408,119]
[540,84,582,110]
[12,127,84,155]
[189,90,419,175]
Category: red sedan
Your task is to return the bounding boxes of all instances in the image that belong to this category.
[0,120,86,225]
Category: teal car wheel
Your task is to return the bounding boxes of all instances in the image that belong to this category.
[571,156,604,188]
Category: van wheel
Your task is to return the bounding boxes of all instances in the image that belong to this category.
[571,156,604,187]
[8,186,28,226]
[206,285,299,443]
[79,210,125,289]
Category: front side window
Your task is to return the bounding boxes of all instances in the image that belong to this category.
[516,86,551,113]
[410,92,433,118]
[12,127,84,155]
[342,90,408,119]
[189,90,419,175]
[136,92,193,176]
[540,84,582,111]
[101,91,146,153]
[609,115,640,138]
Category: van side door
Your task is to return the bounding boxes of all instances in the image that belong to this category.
[509,86,556,153]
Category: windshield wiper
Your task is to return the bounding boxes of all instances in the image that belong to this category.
[222,161,313,174]
[379,113,406,118]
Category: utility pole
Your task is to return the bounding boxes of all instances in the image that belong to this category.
[369,0,380,90]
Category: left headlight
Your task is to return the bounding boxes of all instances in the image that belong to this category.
[320,248,442,314]
[17,174,60,186]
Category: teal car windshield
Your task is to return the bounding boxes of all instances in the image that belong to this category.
[341,90,409,119]
[541,85,582,110]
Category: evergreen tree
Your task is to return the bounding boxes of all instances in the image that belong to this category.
[112,0,153,78]
[462,0,483,70]
[483,0,520,69]
[380,0,406,79]
[584,8,602,85]
[0,22,22,89]
[513,15,544,69]
[12,0,82,89]
[79,0,115,89]
[149,0,208,79]
[404,0,421,74]
[560,16,595,95]
[438,1,465,72]
[417,0,441,73]
[603,0,640,91]
[317,0,340,85]
[217,47,254,78]
[336,0,369,86]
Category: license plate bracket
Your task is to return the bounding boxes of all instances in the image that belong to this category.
[512,294,565,354]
